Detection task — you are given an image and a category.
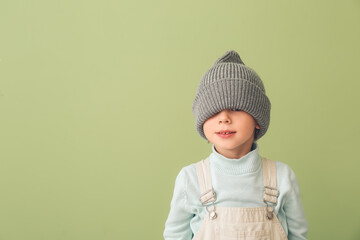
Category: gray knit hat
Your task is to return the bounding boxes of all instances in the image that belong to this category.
[192,50,271,142]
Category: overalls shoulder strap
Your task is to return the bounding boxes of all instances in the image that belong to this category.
[195,157,216,205]
[262,157,279,204]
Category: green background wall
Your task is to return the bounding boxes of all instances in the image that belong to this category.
[1,0,359,239]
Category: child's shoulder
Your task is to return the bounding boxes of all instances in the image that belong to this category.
[177,161,197,178]
[179,156,208,173]
[274,159,297,173]
[261,155,297,175]
[174,159,204,186]
[271,158,300,187]
[274,160,294,174]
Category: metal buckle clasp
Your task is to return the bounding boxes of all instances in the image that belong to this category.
[200,188,217,206]
[200,188,217,220]
[263,186,279,220]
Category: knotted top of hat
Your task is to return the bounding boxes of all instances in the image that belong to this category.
[213,50,245,66]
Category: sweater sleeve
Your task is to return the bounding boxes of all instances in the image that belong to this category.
[283,166,310,240]
[163,168,194,240]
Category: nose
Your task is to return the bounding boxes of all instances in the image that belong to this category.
[218,110,232,124]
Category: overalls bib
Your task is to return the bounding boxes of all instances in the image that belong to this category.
[193,156,288,240]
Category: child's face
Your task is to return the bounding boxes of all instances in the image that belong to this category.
[203,109,260,155]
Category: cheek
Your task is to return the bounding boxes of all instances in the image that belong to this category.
[203,121,210,132]
[234,119,255,133]
[203,120,214,133]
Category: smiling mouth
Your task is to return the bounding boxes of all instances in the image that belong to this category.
[215,131,236,134]
[215,131,236,138]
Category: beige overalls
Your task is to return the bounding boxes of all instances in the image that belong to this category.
[193,156,288,240]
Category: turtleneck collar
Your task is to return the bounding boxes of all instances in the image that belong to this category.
[209,142,261,175]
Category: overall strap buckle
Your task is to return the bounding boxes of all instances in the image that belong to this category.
[263,185,279,220]
[262,157,279,220]
[200,188,217,206]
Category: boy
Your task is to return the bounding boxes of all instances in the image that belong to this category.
[163,50,309,240]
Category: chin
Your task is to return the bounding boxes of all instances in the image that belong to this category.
[215,138,252,148]
[214,141,239,149]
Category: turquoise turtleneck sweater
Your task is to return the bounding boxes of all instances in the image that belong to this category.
[163,142,309,240]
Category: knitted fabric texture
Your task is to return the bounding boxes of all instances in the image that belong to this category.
[191,50,271,141]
